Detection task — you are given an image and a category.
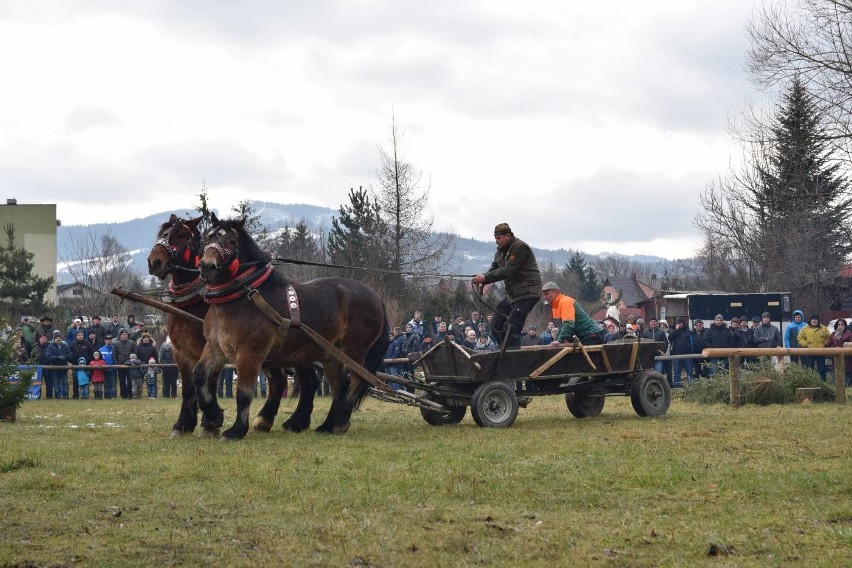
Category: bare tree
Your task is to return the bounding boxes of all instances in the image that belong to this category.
[61,232,139,317]
[747,0,852,157]
[372,114,454,296]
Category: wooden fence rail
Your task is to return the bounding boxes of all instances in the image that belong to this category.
[701,347,851,407]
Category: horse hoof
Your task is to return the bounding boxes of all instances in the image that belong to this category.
[219,435,239,443]
[282,420,309,433]
[331,423,351,435]
[169,430,188,439]
[197,429,219,439]
[252,418,273,433]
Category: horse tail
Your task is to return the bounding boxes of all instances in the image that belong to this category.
[365,302,391,375]
[351,302,391,411]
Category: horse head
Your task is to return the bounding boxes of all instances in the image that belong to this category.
[148,213,203,280]
[199,213,249,285]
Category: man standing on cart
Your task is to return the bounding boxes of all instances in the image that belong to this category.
[472,223,542,349]
[541,281,605,345]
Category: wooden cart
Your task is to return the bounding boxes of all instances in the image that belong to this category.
[375,338,671,428]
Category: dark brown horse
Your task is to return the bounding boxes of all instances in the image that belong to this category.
[147,214,320,437]
[194,213,389,437]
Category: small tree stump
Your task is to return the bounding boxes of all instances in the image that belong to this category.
[795,387,820,403]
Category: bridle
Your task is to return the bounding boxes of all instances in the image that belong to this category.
[202,227,241,279]
[151,221,200,273]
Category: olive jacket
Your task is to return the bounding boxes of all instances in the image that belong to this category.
[483,236,542,302]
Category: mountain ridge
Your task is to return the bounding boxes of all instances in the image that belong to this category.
[56,201,673,284]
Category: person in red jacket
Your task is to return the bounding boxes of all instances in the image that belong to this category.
[89,350,107,400]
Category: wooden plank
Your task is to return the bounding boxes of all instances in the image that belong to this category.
[528,347,574,379]
[628,340,640,372]
[599,346,613,372]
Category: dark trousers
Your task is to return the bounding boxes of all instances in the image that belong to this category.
[51,370,68,399]
[490,297,539,349]
[71,373,79,399]
[162,367,179,398]
[117,369,131,399]
[802,356,827,380]
[218,368,234,398]
[43,371,55,399]
[104,370,117,399]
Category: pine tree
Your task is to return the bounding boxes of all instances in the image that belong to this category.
[563,252,600,303]
[327,187,391,287]
[758,78,851,307]
[0,224,53,316]
[697,78,852,311]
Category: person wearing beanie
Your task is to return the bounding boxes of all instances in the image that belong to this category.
[752,311,782,352]
[471,223,542,349]
[784,309,807,364]
[705,314,734,375]
[797,314,829,380]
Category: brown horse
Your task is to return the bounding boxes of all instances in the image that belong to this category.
[194,213,389,437]
[147,214,320,437]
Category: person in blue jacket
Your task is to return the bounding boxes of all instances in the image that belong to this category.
[784,310,807,364]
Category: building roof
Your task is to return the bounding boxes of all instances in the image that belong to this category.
[604,277,654,307]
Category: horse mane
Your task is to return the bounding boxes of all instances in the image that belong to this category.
[211,217,272,266]
[156,219,176,235]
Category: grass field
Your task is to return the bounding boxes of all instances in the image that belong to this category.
[1,393,850,567]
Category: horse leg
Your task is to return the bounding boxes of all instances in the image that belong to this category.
[252,367,286,432]
[282,363,319,433]
[192,352,225,438]
[315,360,348,433]
[332,372,370,435]
[222,358,262,441]
[171,355,199,437]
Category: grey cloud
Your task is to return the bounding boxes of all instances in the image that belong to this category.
[64,105,123,132]
[538,168,708,238]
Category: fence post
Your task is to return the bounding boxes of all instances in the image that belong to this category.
[729,356,741,408]
[835,354,846,404]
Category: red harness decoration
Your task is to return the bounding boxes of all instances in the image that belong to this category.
[168,278,205,308]
[204,264,274,304]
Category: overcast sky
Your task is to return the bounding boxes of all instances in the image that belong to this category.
[0,1,774,259]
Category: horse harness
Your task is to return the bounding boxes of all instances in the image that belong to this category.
[200,227,394,393]
[202,263,298,338]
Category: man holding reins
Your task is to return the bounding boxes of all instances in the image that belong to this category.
[472,223,542,349]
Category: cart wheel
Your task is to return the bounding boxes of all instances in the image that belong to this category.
[565,391,605,418]
[630,370,671,417]
[470,381,518,428]
[420,400,466,426]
